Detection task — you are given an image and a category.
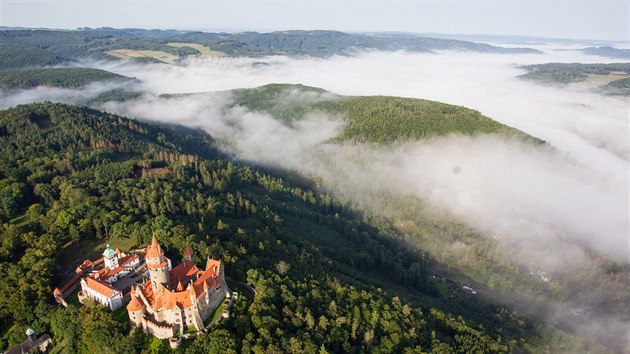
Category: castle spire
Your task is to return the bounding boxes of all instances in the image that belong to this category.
[146,235,163,259]
[146,235,169,293]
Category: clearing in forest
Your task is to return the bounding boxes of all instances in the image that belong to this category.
[105,49,178,63]
[166,42,225,57]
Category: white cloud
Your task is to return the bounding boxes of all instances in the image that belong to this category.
[2,46,628,349]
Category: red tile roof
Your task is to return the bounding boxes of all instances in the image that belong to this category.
[168,260,200,287]
[127,296,145,311]
[85,277,118,298]
[205,258,221,272]
[148,261,169,270]
[59,273,82,293]
[119,253,139,267]
[136,260,222,309]
[146,235,163,259]
[134,237,223,312]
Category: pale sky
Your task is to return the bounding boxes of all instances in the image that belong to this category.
[0,0,627,41]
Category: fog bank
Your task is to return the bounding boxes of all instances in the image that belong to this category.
[1,45,628,349]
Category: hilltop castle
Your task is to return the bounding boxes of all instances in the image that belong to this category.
[127,236,229,338]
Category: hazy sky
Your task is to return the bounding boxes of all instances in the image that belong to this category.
[0,0,627,41]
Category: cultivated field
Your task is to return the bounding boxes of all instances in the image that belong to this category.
[105,49,178,63]
[166,42,225,57]
[584,72,630,84]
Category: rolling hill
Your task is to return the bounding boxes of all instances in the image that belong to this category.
[0,43,69,70]
[519,62,630,84]
[0,102,603,353]
[0,68,134,90]
[0,27,541,63]
[229,83,541,143]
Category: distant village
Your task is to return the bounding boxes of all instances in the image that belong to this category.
[50,236,236,347]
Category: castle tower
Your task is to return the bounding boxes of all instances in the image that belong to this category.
[184,245,193,263]
[127,289,146,328]
[103,244,119,269]
[146,236,170,292]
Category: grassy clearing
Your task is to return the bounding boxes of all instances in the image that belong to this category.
[64,287,82,307]
[205,301,227,326]
[584,73,630,85]
[105,49,178,63]
[58,237,137,267]
[166,42,224,57]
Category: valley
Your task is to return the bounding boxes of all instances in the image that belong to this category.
[0,24,628,354]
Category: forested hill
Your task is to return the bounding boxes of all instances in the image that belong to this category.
[0,68,134,90]
[0,27,540,65]
[0,102,602,353]
[582,46,630,60]
[228,83,541,143]
[519,62,630,83]
[0,43,69,70]
[518,62,630,95]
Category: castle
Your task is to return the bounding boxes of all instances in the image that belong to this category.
[126,236,229,338]
[77,245,141,311]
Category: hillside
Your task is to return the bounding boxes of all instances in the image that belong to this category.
[0,68,133,90]
[519,62,630,84]
[582,46,630,60]
[0,28,541,62]
[229,83,540,143]
[0,43,69,70]
[227,84,628,353]
[603,77,630,95]
[0,102,606,353]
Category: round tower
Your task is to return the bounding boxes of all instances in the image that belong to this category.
[146,236,170,291]
[127,294,146,327]
[103,244,119,269]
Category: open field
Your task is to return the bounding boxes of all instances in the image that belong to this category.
[584,72,630,85]
[166,42,225,57]
[105,49,178,63]
[58,237,137,267]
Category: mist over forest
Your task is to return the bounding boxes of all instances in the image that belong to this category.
[96,47,629,349]
[0,27,628,353]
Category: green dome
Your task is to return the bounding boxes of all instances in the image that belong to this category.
[103,244,116,258]
[26,327,36,336]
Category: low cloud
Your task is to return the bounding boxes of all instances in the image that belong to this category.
[0,80,137,109]
[1,46,628,350]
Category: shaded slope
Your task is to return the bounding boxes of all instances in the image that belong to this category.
[0,68,133,90]
[0,102,564,353]
[0,43,69,70]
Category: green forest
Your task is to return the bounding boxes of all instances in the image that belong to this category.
[0,68,132,90]
[0,27,538,66]
[0,102,608,353]
[228,83,540,143]
[519,62,630,83]
[0,43,69,71]
[229,83,628,352]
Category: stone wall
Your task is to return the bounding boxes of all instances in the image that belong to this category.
[142,316,177,339]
